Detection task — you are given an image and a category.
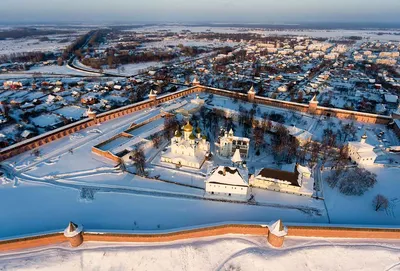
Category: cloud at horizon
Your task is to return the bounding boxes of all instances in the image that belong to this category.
[0,0,399,24]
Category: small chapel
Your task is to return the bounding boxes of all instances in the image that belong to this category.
[161,121,210,168]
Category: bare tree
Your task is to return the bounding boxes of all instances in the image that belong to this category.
[372,194,389,212]
[163,115,179,139]
[329,168,377,196]
[151,134,161,149]
[253,127,265,155]
[131,148,146,176]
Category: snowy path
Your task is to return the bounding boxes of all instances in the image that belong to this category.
[1,235,399,271]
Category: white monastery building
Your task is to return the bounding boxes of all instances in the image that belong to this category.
[216,129,250,159]
[251,164,314,197]
[161,121,210,168]
[205,165,249,200]
[347,134,377,166]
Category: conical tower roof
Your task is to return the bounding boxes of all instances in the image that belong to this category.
[277,219,284,231]
[66,221,78,233]
[231,148,242,164]
[64,221,83,237]
[310,94,318,103]
[248,85,256,93]
[149,89,157,96]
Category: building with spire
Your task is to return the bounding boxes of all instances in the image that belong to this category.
[217,128,250,159]
[347,133,377,166]
[161,121,210,168]
[149,89,157,103]
[192,77,200,86]
[247,85,256,102]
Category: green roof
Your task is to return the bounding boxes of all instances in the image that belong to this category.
[196,127,202,133]
[202,135,207,140]
[175,130,182,137]
[189,133,196,140]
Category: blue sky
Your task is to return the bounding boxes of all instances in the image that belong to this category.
[0,0,399,23]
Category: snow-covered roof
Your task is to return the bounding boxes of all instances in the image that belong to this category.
[206,166,248,187]
[384,94,398,103]
[64,222,83,238]
[297,164,311,175]
[248,85,256,94]
[348,141,375,152]
[267,220,288,237]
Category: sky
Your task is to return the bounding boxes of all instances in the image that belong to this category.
[0,0,399,24]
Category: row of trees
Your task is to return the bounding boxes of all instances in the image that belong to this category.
[0,52,57,65]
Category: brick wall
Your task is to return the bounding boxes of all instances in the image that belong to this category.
[1,225,400,252]
[287,226,400,239]
[0,233,65,252]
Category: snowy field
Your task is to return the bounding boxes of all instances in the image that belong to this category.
[0,34,78,55]
[129,25,400,41]
[1,235,400,271]
[104,61,163,76]
[322,166,400,225]
[27,65,93,76]
[142,38,239,49]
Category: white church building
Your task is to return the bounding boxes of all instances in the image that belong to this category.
[216,129,250,159]
[347,134,377,166]
[161,121,210,169]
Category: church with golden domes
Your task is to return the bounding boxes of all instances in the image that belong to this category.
[161,121,210,168]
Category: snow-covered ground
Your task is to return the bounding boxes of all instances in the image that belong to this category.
[0,182,325,239]
[0,36,72,55]
[27,65,92,76]
[142,38,239,49]
[54,106,86,121]
[0,92,398,240]
[104,62,164,76]
[128,25,400,41]
[30,113,63,128]
[1,235,400,271]
[322,166,400,225]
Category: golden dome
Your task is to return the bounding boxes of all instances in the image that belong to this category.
[183,121,193,132]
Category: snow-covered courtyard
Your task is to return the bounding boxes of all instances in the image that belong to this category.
[0,91,399,240]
